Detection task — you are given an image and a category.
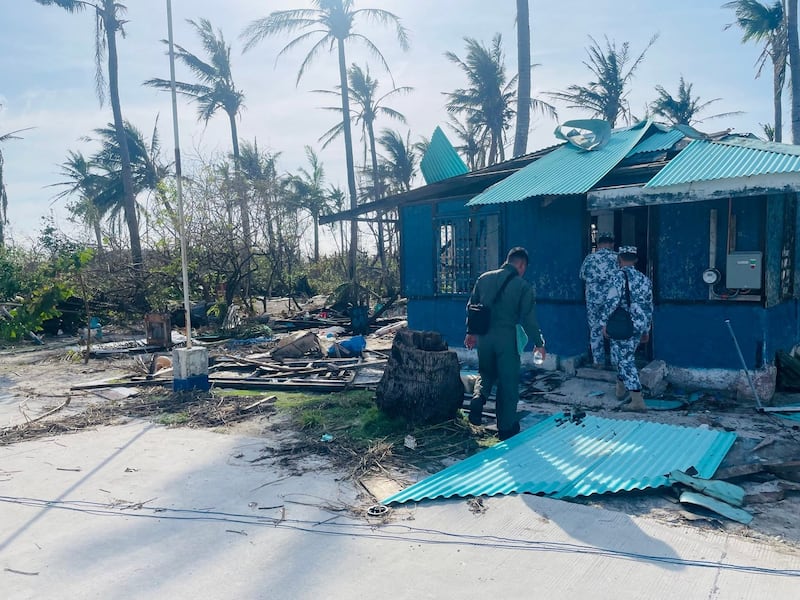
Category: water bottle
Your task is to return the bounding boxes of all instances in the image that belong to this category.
[533,348,544,366]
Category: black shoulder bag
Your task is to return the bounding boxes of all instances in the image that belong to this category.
[605,271,635,340]
[466,271,516,335]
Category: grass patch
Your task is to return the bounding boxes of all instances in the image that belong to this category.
[156,411,190,426]
[273,390,496,476]
[213,388,267,398]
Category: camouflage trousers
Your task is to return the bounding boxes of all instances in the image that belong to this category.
[610,336,641,391]
[586,303,607,365]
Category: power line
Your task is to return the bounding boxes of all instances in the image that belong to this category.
[2,494,799,578]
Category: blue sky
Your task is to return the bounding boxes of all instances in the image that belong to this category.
[0,0,776,243]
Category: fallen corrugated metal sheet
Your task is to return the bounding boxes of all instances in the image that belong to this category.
[645,138,800,188]
[383,413,735,505]
[420,126,469,184]
[467,121,652,206]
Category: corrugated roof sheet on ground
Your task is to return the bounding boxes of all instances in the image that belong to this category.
[382,413,735,505]
[419,126,469,185]
[645,138,800,188]
[467,121,652,206]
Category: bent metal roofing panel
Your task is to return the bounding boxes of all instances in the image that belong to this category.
[382,413,735,505]
[419,126,469,185]
[645,137,800,188]
[467,121,652,206]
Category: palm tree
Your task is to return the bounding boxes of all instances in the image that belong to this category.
[549,35,657,128]
[90,120,169,222]
[445,35,555,166]
[513,0,532,157]
[316,64,410,200]
[53,121,167,246]
[724,1,787,142]
[51,151,107,250]
[448,115,487,170]
[761,122,777,140]
[242,0,410,282]
[289,146,329,262]
[316,64,410,278]
[144,18,250,256]
[0,128,30,248]
[35,1,144,279]
[379,129,417,193]
[650,77,742,125]
[788,0,800,142]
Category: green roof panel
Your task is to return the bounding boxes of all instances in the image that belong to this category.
[383,412,735,505]
[645,137,800,188]
[419,126,469,184]
[467,121,652,206]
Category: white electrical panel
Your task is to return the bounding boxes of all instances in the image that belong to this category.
[726,252,763,289]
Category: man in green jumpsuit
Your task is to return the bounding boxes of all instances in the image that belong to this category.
[465,247,546,440]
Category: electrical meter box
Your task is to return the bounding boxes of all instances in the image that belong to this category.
[726,252,763,289]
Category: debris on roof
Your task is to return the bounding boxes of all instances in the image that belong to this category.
[467,120,652,206]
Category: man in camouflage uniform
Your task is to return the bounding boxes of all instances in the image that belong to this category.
[465,247,546,440]
[599,246,653,411]
[579,232,618,367]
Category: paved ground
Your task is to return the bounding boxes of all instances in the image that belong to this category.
[2,422,799,599]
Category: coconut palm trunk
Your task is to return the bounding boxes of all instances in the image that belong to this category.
[103,4,143,279]
[228,110,252,298]
[774,58,784,142]
[336,39,359,282]
[366,122,388,284]
[513,0,531,157]
[788,0,800,142]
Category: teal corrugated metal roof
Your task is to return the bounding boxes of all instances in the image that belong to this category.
[467,121,652,206]
[382,413,735,505]
[645,138,800,188]
[419,126,469,184]
[626,127,685,157]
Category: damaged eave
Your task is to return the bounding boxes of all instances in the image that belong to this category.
[588,172,800,210]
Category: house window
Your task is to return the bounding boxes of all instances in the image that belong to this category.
[435,213,499,295]
[436,218,470,294]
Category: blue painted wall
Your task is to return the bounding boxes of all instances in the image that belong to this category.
[401,194,798,369]
[653,303,796,369]
[401,203,434,297]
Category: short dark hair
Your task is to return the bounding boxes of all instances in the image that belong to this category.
[506,247,529,265]
[619,252,638,263]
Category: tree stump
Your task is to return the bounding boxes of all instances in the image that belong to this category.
[375,329,464,424]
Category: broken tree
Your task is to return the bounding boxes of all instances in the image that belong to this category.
[375,330,463,424]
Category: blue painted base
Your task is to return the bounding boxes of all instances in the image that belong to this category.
[173,374,210,392]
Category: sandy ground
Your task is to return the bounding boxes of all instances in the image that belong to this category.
[2,338,800,557]
[2,422,800,600]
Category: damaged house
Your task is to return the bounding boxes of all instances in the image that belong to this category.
[323,120,800,397]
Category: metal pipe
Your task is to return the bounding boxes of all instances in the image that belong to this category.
[724,319,762,411]
[166,0,192,349]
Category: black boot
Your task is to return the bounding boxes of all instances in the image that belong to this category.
[498,421,521,441]
[469,397,485,426]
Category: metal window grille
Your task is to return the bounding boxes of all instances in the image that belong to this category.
[436,218,471,294]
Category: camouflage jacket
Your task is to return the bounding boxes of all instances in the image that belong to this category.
[599,265,653,335]
[579,248,619,306]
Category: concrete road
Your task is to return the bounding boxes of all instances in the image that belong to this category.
[1,422,798,599]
